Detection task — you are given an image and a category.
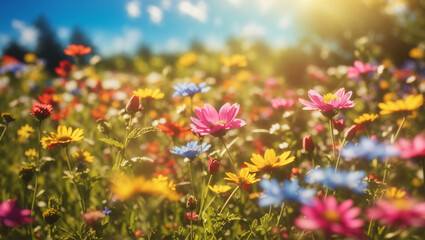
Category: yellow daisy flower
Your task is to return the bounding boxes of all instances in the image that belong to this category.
[41,126,84,149]
[409,48,424,59]
[208,185,232,195]
[133,88,164,101]
[72,149,94,163]
[354,113,379,126]
[378,94,423,115]
[25,148,38,160]
[224,168,260,185]
[17,124,35,142]
[244,149,295,173]
[385,187,407,199]
[220,54,247,68]
[177,52,198,66]
[111,174,180,201]
[152,174,176,191]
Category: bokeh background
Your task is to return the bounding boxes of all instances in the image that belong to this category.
[1,0,424,87]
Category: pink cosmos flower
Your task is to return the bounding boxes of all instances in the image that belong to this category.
[270,98,294,110]
[190,103,246,137]
[0,198,34,229]
[395,134,425,159]
[298,88,354,118]
[367,198,425,228]
[295,196,364,239]
[346,61,378,79]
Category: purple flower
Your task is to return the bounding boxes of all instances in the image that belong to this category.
[0,198,34,229]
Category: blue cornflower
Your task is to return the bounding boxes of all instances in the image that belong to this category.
[341,137,398,161]
[103,206,112,215]
[172,82,210,97]
[258,178,316,207]
[170,141,211,160]
[306,166,368,194]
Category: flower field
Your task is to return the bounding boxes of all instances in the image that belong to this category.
[2,2,425,239]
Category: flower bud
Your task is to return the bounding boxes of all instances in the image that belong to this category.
[42,208,61,225]
[332,119,345,132]
[186,195,197,211]
[208,157,220,174]
[344,125,357,141]
[96,119,111,135]
[303,136,315,153]
[126,95,142,115]
[18,163,36,183]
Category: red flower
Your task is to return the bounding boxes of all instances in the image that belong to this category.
[37,92,59,107]
[64,44,92,57]
[332,119,345,132]
[51,107,71,121]
[126,95,143,115]
[55,60,74,77]
[302,136,315,153]
[29,100,53,121]
[134,229,144,237]
[208,157,220,174]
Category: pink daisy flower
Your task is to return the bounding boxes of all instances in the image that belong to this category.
[295,196,364,238]
[0,198,34,228]
[367,198,425,228]
[270,98,294,111]
[395,134,425,159]
[190,103,246,137]
[298,88,354,118]
[347,61,378,79]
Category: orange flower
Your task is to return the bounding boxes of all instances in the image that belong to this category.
[64,44,92,57]
[157,120,192,138]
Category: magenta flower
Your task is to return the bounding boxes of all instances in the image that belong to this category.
[298,88,354,118]
[367,199,425,228]
[270,98,294,110]
[347,61,378,79]
[0,198,34,229]
[190,103,246,137]
[395,134,425,159]
[295,196,364,238]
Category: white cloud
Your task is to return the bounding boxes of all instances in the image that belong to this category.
[147,6,163,24]
[57,27,70,40]
[11,19,38,48]
[94,28,142,56]
[178,1,207,22]
[161,0,172,10]
[228,0,242,6]
[126,1,141,18]
[242,23,266,37]
[278,16,291,29]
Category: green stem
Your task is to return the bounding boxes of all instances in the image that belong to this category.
[199,174,212,219]
[334,139,346,172]
[188,160,196,195]
[219,137,237,173]
[0,124,7,142]
[219,185,239,214]
[64,147,86,212]
[50,225,55,240]
[202,195,216,217]
[328,119,337,164]
[276,203,285,226]
[308,153,315,168]
[383,116,407,183]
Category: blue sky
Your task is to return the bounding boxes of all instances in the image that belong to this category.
[0,0,306,56]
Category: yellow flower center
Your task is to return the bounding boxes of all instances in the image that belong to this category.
[323,93,338,104]
[214,120,227,126]
[57,136,72,142]
[323,210,341,222]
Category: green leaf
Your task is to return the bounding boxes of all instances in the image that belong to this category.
[128,126,157,140]
[99,138,124,149]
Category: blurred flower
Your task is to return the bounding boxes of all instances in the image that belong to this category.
[134,229,144,237]
[152,174,176,191]
[0,198,34,228]
[295,196,364,238]
[346,60,377,79]
[306,65,327,82]
[24,53,37,63]
[354,113,378,127]
[303,136,315,153]
[37,92,60,107]
[1,112,16,124]
[298,88,354,118]
[126,95,143,115]
[270,98,294,111]
[111,174,180,201]
[224,168,260,185]
[29,100,53,121]
[332,119,345,132]
[42,208,61,225]
[18,164,35,183]
[306,166,368,194]
[208,157,220,174]
[41,126,84,149]
[172,82,210,97]
[378,94,423,115]
[341,137,398,161]
[82,210,104,227]
[259,178,316,207]
[186,195,197,211]
[103,206,112,215]
[409,48,424,59]
[17,124,34,142]
[72,149,94,163]
[344,125,357,141]
[244,149,294,173]
[385,187,408,199]
[185,211,198,221]
[367,198,425,228]
[190,103,246,137]
[208,185,231,195]
[221,54,247,67]
[170,141,211,160]
[0,56,25,74]
[55,60,74,77]
[64,44,92,57]
[395,134,425,159]
[25,148,38,160]
[157,120,191,138]
[177,52,197,66]
[133,88,164,101]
